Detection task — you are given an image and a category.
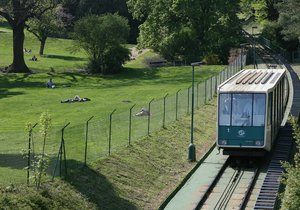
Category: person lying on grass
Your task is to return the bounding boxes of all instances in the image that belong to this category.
[61,95,91,103]
[135,108,151,116]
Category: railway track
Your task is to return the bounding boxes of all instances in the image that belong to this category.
[162,31,295,210]
[196,158,261,210]
[196,35,292,210]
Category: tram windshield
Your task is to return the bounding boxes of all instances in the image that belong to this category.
[219,93,266,126]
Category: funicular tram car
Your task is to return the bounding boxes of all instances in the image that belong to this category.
[217,69,288,156]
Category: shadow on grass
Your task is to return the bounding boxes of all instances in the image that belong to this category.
[0,74,45,89]
[0,20,12,31]
[64,160,138,210]
[0,65,221,90]
[0,89,24,99]
[0,154,137,209]
[43,54,87,62]
[0,154,26,170]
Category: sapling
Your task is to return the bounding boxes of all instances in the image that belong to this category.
[35,111,52,189]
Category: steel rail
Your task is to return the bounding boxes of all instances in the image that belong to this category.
[239,167,260,210]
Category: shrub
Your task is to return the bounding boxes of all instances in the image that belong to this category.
[203,53,222,65]
[73,14,130,74]
[0,181,95,209]
[280,116,300,209]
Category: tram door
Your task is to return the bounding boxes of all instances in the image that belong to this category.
[269,92,274,144]
[273,88,277,139]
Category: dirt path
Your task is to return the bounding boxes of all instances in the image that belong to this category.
[130,47,149,60]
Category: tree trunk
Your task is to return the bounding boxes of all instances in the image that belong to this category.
[39,37,47,56]
[7,23,30,73]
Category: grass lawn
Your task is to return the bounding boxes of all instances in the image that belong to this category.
[1,99,218,209]
[0,19,225,186]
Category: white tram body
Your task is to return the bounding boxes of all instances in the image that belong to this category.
[217,69,288,156]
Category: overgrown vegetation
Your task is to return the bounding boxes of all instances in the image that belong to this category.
[0,181,95,209]
[281,117,300,209]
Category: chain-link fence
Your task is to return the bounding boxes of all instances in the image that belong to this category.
[1,53,246,184]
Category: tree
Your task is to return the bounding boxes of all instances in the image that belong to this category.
[27,5,73,55]
[0,0,59,73]
[73,14,130,74]
[127,0,241,63]
[277,0,300,41]
[61,0,141,43]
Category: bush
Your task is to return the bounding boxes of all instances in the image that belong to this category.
[281,116,300,209]
[0,181,95,209]
[73,14,130,74]
[203,53,222,65]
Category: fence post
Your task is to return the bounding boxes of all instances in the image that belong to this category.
[210,77,213,99]
[128,104,136,145]
[147,99,155,135]
[226,67,229,79]
[108,109,116,155]
[235,58,238,73]
[52,122,70,179]
[215,76,218,94]
[84,116,94,166]
[204,80,207,104]
[27,123,37,186]
[163,94,169,128]
[197,83,199,108]
[176,89,181,120]
[187,86,191,114]
[62,123,69,177]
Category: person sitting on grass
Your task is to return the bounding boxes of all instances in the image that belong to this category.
[61,95,91,103]
[46,78,55,88]
[30,55,37,61]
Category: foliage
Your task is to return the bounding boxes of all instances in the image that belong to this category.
[277,0,300,42]
[31,154,50,189]
[73,14,130,74]
[261,21,299,52]
[39,111,52,154]
[0,181,95,209]
[203,53,221,65]
[127,0,241,64]
[281,116,300,209]
[240,0,278,24]
[61,0,140,43]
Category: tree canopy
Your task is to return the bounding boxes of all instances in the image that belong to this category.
[127,0,241,63]
[277,0,300,41]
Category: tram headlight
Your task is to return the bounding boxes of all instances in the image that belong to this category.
[255,140,262,146]
[220,140,227,145]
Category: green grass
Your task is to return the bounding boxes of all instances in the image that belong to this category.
[0,20,225,187]
[0,99,217,209]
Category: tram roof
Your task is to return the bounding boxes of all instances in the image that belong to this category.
[218,68,286,93]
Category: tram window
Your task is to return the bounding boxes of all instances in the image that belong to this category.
[219,94,231,126]
[253,94,266,126]
[232,94,252,126]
